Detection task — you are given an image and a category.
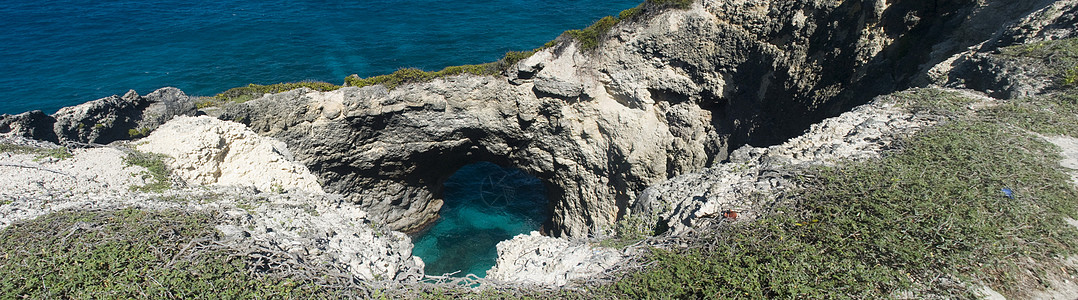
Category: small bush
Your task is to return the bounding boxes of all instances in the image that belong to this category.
[502,50,536,67]
[565,16,618,50]
[618,6,643,20]
[37,147,73,161]
[1066,66,1078,86]
[127,127,152,139]
[123,151,171,192]
[194,97,220,109]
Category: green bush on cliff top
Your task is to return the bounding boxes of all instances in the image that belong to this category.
[213,81,342,103]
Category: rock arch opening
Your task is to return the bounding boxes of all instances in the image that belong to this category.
[410,161,550,277]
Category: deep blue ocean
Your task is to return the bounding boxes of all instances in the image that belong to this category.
[0,0,640,115]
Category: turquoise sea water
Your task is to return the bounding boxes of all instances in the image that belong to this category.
[411,162,547,277]
[0,0,640,114]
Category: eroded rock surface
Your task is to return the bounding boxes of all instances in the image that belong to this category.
[0,87,196,145]
[53,87,196,145]
[136,116,323,194]
[486,231,625,286]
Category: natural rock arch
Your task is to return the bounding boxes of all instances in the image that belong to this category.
[221,76,717,237]
[215,0,1050,237]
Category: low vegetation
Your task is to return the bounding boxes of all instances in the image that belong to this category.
[0,208,331,298]
[0,143,73,161]
[998,37,1078,87]
[595,89,1078,299]
[343,50,544,89]
[123,151,172,193]
[213,81,342,103]
[127,127,152,139]
[563,0,691,50]
[345,64,499,89]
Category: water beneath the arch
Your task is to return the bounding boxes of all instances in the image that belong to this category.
[410,162,548,277]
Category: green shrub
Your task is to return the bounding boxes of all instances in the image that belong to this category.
[123,151,171,193]
[38,147,74,161]
[194,97,220,109]
[618,6,643,20]
[502,50,536,67]
[647,0,693,9]
[1066,66,1078,86]
[127,127,152,139]
[985,92,1078,136]
[344,62,504,89]
[213,81,342,103]
[565,16,618,50]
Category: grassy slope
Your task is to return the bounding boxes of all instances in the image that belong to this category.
[0,209,333,299]
[599,90,1078,299]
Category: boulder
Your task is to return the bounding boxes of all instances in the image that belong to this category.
[136,116,324,194]
[486,232,624,286]
[0,110,58,143]
[52,87,195,145]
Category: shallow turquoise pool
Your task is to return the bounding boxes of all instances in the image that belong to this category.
[410,162,548,277]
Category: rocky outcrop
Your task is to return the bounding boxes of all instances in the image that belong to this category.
[929,0,1078,98]
[136,116,324,194]
[219,74,704,237]
[1,87,195,145]
[213,191,425,281]
[0,110,58,143]
[50,87,195,145]
[486,231,624,286]
[214,0,1062,238]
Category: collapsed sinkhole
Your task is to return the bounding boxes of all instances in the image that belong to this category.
[410,161,549,277]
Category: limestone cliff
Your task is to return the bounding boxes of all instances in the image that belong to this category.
[211,0,1064,238]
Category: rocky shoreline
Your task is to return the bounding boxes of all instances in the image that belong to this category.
[2,0,1078,293]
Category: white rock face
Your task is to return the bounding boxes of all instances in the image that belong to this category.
[212,190,425,281]
[137,116,323,193]
[487,231,624,286]
[0,144,149,229]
